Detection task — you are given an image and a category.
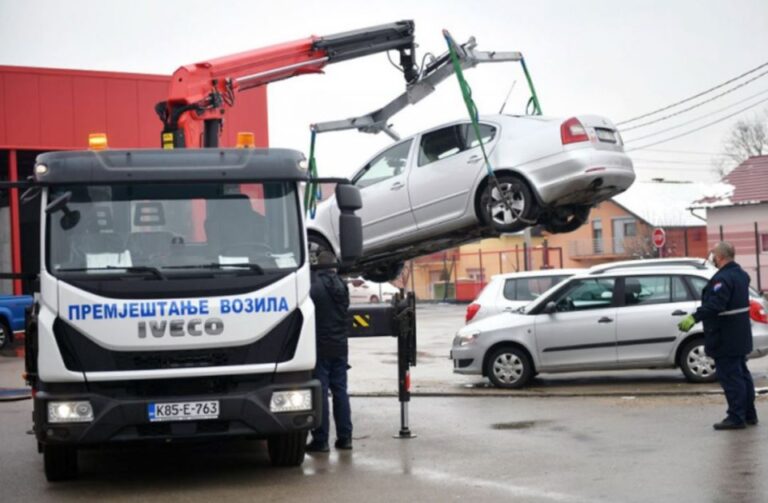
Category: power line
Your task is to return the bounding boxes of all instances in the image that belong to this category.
[625,95,768,152]
[620,69,768,131]
[617,59,768,125]
[623,87,768,141]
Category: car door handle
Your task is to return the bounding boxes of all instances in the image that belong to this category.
[467,155,483,164]
[671,310,688,316]
[598,317,613,323]
[390,181,405,190]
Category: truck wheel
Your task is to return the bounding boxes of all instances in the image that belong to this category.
[679,338,717,383]
[43,444,78,481]
[268,430,308,467]
[0,320,11,349]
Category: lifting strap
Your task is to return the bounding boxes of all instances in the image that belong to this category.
[303,128,321,218]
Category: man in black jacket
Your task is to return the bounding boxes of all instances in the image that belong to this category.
[678,242,757,430]
[306,251,353,452]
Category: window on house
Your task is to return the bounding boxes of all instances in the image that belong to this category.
[466,268,486,282]
[761,233,768,252]
[624,221,637,237]
[593,219,603,254]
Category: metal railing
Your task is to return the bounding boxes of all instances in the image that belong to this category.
[569,236,653,257]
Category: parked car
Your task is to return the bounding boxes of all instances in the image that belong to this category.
[308,114,635,281]
[346,277,399,304]
[451,260,768,388]
[466,268,583,323]
[0,294,33,349]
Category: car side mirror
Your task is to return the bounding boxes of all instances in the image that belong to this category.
[335,184,362,263]
[542,301,557,314]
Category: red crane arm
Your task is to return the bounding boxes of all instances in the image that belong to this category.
[156,21,416,148]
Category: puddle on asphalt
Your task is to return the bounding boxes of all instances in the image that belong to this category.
[491,420,550,430]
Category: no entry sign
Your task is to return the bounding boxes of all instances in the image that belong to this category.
[652,228,666,249]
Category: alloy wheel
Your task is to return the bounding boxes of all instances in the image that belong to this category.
[489,183,526,226]
[492,352,524,385]
[686,344,716,379]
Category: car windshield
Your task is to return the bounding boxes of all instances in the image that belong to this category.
[47,182,302,276]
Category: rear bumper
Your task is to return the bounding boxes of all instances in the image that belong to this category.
[34,373,321,446]
[524,148,635,206]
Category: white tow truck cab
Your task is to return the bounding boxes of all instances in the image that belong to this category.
[25,146,362,480]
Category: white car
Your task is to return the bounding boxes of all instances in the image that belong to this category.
[346,277,399,304]
[308,114,634,281]
[466,269,584,323]
[451,259,768,388]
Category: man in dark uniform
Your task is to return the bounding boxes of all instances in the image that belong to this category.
[306,251,353,452]
[678,242,758,430]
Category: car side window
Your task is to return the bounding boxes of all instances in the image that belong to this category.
[354,140,412,189]
[672,276,693,302]
[460,123,497,149]
[418,126,463,166]
[686,276,709,300]
[623,276,672,306]
[552,278,616,312]
[505,275,571,301]
[502,279,517,300]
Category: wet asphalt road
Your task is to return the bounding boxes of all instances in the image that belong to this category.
[1,394,766,502]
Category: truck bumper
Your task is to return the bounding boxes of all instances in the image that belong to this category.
[33,373,321,446]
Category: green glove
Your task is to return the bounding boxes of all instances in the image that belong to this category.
[678,314,696,332]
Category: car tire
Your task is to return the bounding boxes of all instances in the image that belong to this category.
[479,174,536,233]
[307,233,336,266]
[679,338,717,383]
[43,444,79,481]
[369,295,380,303]
[268,430,308,467]
[0,320,11,350]
[543,206,591,234]
[363,262,404,283]
[485,346,533,389]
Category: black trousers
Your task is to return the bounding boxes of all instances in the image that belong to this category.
[714,356,757,424]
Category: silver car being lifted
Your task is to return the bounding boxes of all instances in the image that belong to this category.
[451,260,768,388]
[307,114,635,282]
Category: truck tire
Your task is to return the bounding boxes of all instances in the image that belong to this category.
[268,430,307,467]
[43,444,78,481]
[0,320,11,349]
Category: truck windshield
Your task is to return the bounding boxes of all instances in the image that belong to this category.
[47,182,303,276]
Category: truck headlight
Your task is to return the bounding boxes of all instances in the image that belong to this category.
[47,401,93,423]
[270,390,312,413]
[454,331,480,347]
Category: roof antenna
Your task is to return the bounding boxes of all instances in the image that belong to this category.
[498,80,517,115]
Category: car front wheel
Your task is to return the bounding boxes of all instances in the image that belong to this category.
[679,339,717,383]
[0,320,11,349]
[479,175,536,233]
[485,346,533,389]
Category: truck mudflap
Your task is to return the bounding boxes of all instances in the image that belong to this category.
[33,374,321,446]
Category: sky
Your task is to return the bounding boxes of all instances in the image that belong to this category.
[1,0,767,182]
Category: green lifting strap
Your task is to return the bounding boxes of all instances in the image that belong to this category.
[304,128,321,218]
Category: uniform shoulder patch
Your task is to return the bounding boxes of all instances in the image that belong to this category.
[713,282,723,292]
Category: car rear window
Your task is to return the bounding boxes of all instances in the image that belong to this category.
[503,275,570,301]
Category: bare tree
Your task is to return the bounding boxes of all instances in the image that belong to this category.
[723,109,768,165]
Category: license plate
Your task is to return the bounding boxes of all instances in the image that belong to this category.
[595,128,617,143]
[148,400,220,422]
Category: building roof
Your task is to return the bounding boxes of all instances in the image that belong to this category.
[691,155,768,208]
[612,180,717,227]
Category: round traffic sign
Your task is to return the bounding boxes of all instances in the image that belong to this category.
[652,228,666,248]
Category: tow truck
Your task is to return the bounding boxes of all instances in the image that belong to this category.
[11,20,522,481]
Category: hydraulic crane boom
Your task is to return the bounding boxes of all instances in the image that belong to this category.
[155,21,417,149]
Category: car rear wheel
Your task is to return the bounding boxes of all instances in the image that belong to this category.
[268,430,308,467]
[544,206,591,234]
[679,339,717,383]
[485,346,533,389]
[479,175,536,233]
[369,295,380,303]
[308,234,336,266]
[43,444,79,481]
[363,262,404,283]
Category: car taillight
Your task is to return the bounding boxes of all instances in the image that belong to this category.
[749,300,768,324]
[560,117,589,145]
[466,303,481,323]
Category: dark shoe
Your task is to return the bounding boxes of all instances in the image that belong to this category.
[306,441,330,453]
[334,438,353,450]
[713,418,747,430]
[746,417,759,426]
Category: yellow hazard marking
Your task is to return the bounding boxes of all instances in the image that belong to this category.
[353,314,370,328]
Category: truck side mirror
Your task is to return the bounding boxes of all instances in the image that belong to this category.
[45,191,81,230]
[335,184,362,263]
[542,301,557,314]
